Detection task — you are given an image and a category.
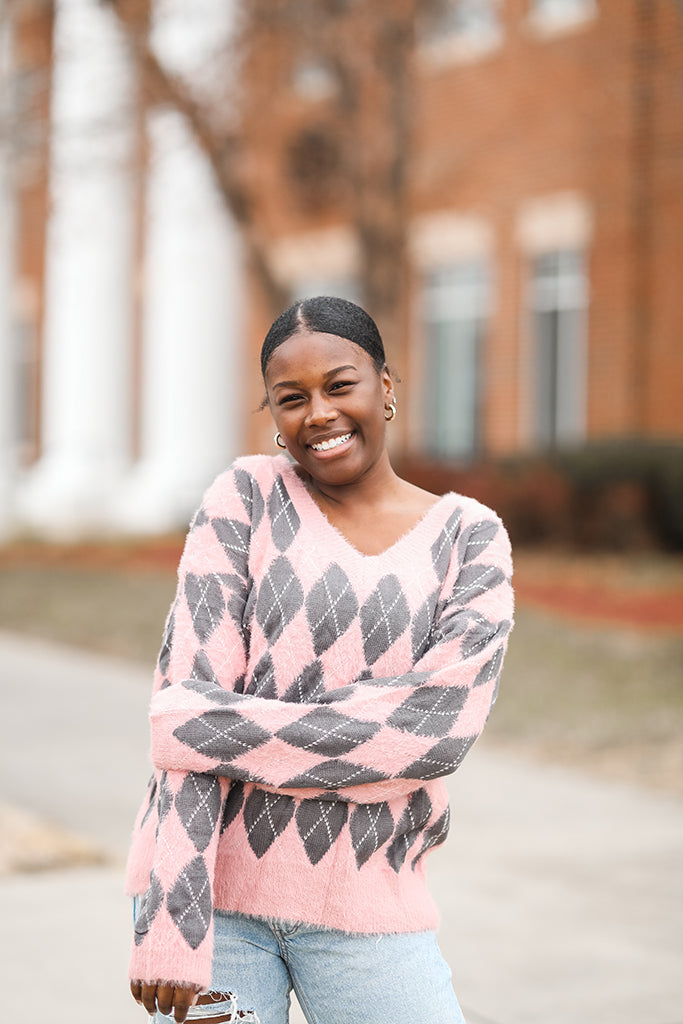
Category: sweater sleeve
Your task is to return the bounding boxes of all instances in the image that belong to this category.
[128,464,255,990]
[149,511,514,802]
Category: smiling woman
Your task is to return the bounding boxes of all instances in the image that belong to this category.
[126,296,514,1023]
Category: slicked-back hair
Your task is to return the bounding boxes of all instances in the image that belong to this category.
[260,296,386,379]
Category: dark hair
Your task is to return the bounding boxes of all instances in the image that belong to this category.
[260,295,386,379]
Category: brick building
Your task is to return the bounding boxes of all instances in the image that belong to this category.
[0,0,681,538]
[240,0,683,467]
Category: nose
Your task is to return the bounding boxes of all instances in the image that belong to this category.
[305,392,339,427]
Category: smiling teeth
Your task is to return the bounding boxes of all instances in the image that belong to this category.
[311,432,352,452]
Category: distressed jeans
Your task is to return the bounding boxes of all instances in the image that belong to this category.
[139,907,467,1024]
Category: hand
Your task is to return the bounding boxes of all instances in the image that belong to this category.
[130,980,200,1023]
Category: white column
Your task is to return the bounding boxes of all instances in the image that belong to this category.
[115,0,243,533]
[0,9,17,538]
[19,0,136,536]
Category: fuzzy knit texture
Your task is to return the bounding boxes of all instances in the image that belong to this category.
[125,454,514,990]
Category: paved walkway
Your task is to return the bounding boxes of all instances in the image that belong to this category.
[1,630,681,1024]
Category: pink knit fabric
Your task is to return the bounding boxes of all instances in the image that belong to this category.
[126,454,514,989]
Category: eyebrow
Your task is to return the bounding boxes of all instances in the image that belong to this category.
[271,364,358,390]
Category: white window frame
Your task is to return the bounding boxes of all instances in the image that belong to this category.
[419,0,503,67]
[526,0,598,38]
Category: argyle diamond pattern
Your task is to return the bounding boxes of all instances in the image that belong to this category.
[296,798,349,865]
[235,468,264,530]
[244,789,295,858]
[185,574,225,643]
[283,660,325,702]
[133,870,163,945]
[255,555,304,644]
[386,789,432,873]
[361,574,410,665]
[276,707,380,756]
[245,651,278,698]
[211,516,250,573]
[350,802,394,868]
[220,781,245,834]
[269,477,301,552]
[130,458,514,984]
[306,564,358,655]
[387,684,467,738]
[175,774,222,853]
[174,710,271,761]
[166,855,212,950]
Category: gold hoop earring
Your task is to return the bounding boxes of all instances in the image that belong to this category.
[274,432,287,449]
[384,401,397,421]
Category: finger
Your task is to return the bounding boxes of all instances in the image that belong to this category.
[156,984,175,1017]
[141,982,159,1016]
[172,987,197,1024]
[130,980,143,1004]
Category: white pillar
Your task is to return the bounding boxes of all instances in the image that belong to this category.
[19,0,136,536]
[115,0,243,533]
[0,9,17,538]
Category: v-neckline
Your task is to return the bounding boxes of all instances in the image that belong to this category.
[276,456,455,562]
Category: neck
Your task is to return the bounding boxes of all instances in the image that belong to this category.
[305,450,402,512]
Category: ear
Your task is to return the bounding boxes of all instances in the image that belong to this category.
[381,366,394,404]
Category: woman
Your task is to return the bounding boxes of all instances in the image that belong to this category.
[127,296,514,1024]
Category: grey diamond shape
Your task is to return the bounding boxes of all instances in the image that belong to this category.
[386,789,432,873]
[458,518,499,565]
[268,477,301,552]
[276,707,379,756]
[175,773,221,852]
[217,572,249,631]
[452,563,505,603]
[190,650,219,685]
[235,468,264,530]
[360,575,410,665]
[133,870,164,945]
[190,507,209,531]
[411,589,439,661]
[283,661,325,702]
[140,774,157,828]
[246,651,278,698]
[296,798,348,866]
[221,781,245,834]
[306,564,358,656]
[166,855,212,950]
[174,710,272,761]
[185,573,226,642]
[283,760,389,790]
[158,605,176,675]
[474,645,505,689]
[212,516,250,574]
[431,509,462,578]
[387,684,467,738]
[244,789,295,858]
[350,802,394,868]
[182,677,243,705]
[157,771,173,827]
[411,807,450,870]
[255,556,304,644]
[400,736,475,780]
[461,614,511,659]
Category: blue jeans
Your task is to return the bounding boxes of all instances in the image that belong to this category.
[137,906,466,1024]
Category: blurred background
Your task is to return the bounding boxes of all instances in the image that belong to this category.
[0,2,682,1022]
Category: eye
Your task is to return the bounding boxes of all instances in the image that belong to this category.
[278,393,304,406]
[329,380,355,392]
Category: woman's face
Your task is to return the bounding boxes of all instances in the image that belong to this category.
[265,330,394,487]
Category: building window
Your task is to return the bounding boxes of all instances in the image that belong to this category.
[529,250,587,449]
[422,262,490,460]
[528,0,597,34]
[419,0,502,65]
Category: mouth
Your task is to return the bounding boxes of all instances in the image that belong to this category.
[308,431,355,453]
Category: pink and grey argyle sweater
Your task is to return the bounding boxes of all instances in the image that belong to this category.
[125,454,514,989]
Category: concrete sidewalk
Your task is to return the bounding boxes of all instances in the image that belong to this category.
[1,630,681,1024]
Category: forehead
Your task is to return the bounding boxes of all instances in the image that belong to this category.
[264,330,375,384]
